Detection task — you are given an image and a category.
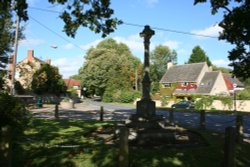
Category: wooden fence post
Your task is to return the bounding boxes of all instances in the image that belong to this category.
[0,126,12,167]
[235,114,243,143]
[200,110,206,130]
[223,127,236,167]
[119,127,129,167]
[169,108,174,125]
[55,104,59,119]
[100,106,104,121]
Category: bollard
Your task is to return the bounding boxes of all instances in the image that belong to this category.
[200,110,206,130]
[55,104,59,119]
[235,114,243,143]
[169,108,174,125]
[118,127,129,167]
[100,106,104,121]
[222,127,236,167]
[0,126,12,167]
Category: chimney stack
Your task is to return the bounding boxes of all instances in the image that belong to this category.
[167,61,173,69]
[27,50,34,62]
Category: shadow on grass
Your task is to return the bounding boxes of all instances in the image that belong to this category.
[12,119,117,167]
[12,118,250,167]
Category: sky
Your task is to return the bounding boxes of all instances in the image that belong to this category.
[16,0,234,78]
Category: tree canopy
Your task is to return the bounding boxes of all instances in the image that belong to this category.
[6,0,122,38]
[78,38,141,98]
[31,64,66,96]
[188,45,212,66]
[150,45,177,92]
[194,0,250,79]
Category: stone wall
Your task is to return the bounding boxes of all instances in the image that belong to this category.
[152,99,250,112]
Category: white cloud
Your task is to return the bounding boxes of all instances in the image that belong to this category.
[113,35,144,53]
[146,0,159,7]
[19,38,45,47]
[27,0,39,6]
[212,59,230,67]
[80,39,102,50]
[163,40,180,50]
[62,43,74,50]
[191,24,222,39]
[52,56,84,78]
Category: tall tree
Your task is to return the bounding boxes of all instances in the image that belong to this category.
[0,3,15,90]
[194,0,250,79]
[188,45,212,66]
[150,45,177,92]
[4,0,121,38]
[31,64,66,96]
[78,38,141,97]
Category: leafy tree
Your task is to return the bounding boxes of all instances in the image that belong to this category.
[212,65,232,73]
[194,0,250,79]
[78,38,141,99]
[188,45,212,66]
[31,64,66,96]
[0,3,15,90]
[5,0,121,38]
[150,45,177,92]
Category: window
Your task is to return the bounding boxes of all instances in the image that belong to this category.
[163,83,171,88]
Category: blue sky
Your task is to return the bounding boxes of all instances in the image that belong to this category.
[17,0,234,78]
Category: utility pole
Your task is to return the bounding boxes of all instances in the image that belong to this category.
[10,15,20,96]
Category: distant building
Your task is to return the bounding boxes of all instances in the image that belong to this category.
[160,62,244,97]
[64,78,82,97]
[7,50,51,90]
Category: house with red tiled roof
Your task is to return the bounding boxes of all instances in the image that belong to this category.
[160,62,244,97]
[7,50,51,90]
[64,78,82,97]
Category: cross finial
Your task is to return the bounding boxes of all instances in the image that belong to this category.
[140,25,155,42]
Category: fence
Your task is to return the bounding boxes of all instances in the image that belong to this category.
[167,108,247,142]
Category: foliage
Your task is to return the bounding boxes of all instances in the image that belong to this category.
[0,93,31,128]
[103,89,138,103]
[195,96,214,110]
[150,45,177,93]
[78,38,141,98]
[194,0,250,79]
[6,0,121,38]
[119,91,135,103]
[15,81,25,95]
[214,95,233,110]
[31,64,66,96]
[188,45,212,66]
[160,95,170,106]
[212,65,232,73]
[237,86,250,100]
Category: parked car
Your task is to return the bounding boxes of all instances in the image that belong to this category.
[171,101,195,109]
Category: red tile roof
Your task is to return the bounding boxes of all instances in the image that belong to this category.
[64,79,81,88]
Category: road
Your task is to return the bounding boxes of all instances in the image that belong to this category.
[31,99,250,139]
[86,100,250,139]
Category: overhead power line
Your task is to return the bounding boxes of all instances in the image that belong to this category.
[29,6,219,39]
[29,16,84,51]
[123,22,218,39]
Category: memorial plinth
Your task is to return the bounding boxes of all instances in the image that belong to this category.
[127,25,164,129]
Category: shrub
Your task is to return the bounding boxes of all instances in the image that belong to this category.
[0,93,31,128]
[120,91,135,103]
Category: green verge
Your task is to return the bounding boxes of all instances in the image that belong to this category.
[12,119,250,167]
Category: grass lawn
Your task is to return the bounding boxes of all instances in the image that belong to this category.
[12,118,250,167]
